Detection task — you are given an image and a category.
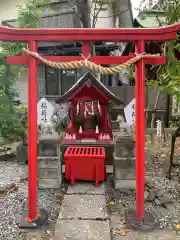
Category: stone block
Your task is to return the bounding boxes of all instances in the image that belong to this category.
[38,151,62,189]
[147,189,156,201]
[38,178,62,189]
[114,169,135,180]
[115,137,135,158]
[113,154,136,169]
[38,136,60,157]
[38,168,61,179]
[113,152,136,189]
[38,156,61,169]
[114,179,136,190]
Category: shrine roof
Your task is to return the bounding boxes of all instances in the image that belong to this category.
[55,72,123,104]
[134,11,166,28]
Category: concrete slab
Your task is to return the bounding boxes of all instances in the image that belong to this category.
[54,219,111,240]
[58,194,108,219]
[67,183,105,195]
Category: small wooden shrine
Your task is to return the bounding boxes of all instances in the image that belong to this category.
[56,72,123,142]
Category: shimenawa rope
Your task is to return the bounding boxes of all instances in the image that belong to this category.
[22,48,160,75]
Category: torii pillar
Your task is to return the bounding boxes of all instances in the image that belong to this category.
[4,23,180,228]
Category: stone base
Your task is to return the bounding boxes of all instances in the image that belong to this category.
[38,178,62,189]
[38,136,60,157]
[114,169,136,180]
[38,167,61,178]
[114,179,136,190]
[114,137,135,157]
[113,154,136,169]
[38,156,61,168]
[18,209,47,229]
[38,151,62,189]
[125,209,157,231]
[113,152,136,190]
[16,144,28,163]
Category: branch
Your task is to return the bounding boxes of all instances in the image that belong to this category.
[92,0,105,28]
[92,0,98,28]
[110,7,131,28]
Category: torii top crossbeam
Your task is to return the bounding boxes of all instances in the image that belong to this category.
[0,23,180,41]
[2,23,180,226]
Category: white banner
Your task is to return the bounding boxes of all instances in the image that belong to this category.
[124,98,135,125]
[37,97,54,125]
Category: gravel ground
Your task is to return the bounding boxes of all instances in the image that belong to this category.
[0,160,66,240]
[0,136,180,240]
[105,138,180,239]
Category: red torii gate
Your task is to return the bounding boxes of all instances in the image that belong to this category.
[2,23,180,227]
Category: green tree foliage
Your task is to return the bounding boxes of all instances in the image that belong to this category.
[0,0,50,142]
[141,0,180,101]
[0,0,122,142]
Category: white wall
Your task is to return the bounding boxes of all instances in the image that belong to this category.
[14,71,28,104]
[0,0,27,104]
[0,0,133,103]
[0,0,26,24]
[89,1,114,28]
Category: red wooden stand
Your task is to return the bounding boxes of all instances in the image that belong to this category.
[64,147,106,186]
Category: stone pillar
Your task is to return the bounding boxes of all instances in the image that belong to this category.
[113,136,136,189]
[38,136,62,189]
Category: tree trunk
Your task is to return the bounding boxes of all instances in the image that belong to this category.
[77,0,91,28]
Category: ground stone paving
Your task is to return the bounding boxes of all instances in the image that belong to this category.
[133,230,180,240]
[54,219,111,240]
[67,182,106,195]
[54,183,111,240]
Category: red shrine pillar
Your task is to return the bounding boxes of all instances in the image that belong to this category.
[135,40,145,219]
[26,40,39,221]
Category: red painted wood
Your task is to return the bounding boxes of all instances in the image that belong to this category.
[64,147,106,186]
[82,41,91,57]
[26,40,39,222]
[0,24,180,41]
[0,32,176,41]
[64,80,113,141]
[135,40,145,220]
[4,22,180,222]
[7,55,166,65]
[70,82,109,103]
